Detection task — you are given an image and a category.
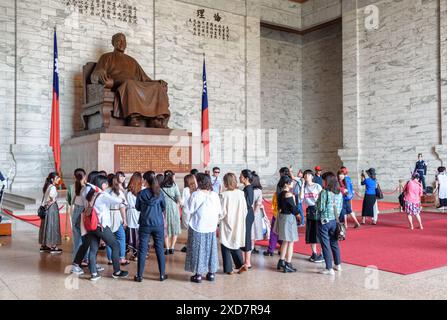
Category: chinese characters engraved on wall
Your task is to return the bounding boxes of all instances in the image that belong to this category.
[188,9,230,41]
[64,0,138,24]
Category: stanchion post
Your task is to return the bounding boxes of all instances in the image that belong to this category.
[398,179,403,212]
[64,204,70,241]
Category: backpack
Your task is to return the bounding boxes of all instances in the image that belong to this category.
[83,193,101,232]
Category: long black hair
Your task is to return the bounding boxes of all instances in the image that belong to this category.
[161,170,175,188]
[86,175,108,202]
[87,171,99,184]
[241,169,253,183]
[43,172,59,194]
[251,172,263,190]
[143,171,160,197]
[74,168,86,197]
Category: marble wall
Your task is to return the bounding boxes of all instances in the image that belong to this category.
[339,0,445,189]
[260,27,302,185]
[302,21,343,173]
[3,0,447,191]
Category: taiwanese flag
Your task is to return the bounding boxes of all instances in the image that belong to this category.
[201,55,210,168]
[50,28,61,174]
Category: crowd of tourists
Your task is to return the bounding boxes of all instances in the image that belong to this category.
[36,159,429,282]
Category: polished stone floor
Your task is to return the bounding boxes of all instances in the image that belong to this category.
[1,219,447,300]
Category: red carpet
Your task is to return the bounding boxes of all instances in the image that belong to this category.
[259,200,447,275]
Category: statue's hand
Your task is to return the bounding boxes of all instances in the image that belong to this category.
[104,77,114,89]
[159,80,168,86]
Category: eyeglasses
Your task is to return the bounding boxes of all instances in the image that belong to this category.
[214,171,220,174]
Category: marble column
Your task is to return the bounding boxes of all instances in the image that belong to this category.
[338,0,361,187]
[435,0,447,163]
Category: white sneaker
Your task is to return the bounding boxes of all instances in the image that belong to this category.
[334,265,342,272]
[320,269,335,275]
[71,265,84,275]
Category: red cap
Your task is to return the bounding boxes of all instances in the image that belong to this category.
[315,166,322,171]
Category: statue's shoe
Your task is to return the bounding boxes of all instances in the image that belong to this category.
[129,117,140,127]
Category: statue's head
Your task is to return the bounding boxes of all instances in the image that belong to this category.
[112,33,127,53]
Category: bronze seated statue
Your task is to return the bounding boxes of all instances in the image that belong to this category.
[81,33,170,130]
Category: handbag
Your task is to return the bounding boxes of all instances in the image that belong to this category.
[375,183,384,200]
[398,182,409,209]
[37,194,48,219]
[332,192,346,241]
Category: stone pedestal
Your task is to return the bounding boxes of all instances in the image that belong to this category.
[61,128,200,182]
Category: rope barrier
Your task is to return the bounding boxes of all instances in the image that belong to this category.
[1,205,66,223]
[1,208,41,222]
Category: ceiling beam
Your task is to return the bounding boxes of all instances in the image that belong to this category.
[260,17,342,36]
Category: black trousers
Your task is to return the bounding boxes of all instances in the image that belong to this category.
[74,227,120,275]
[137,226,165,277]
[221,244,244,273]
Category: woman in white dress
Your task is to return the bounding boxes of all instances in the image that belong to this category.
[250,172,265,254]
[435,167,447,210]
[126,172,143,260]
[219,173,247,274]
[180,174,197,253]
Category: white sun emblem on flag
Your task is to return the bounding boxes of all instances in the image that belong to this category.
[54,58,59,74]
[203,80,207,93]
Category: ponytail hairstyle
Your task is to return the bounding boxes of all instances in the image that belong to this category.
[74,168,86,197]
[241,169,253,184]
[43,172,59,194]
[143,171,160,197]
[107,173,115,188]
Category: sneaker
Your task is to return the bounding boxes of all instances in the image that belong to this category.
[313,254,325,263]
[50,247,63,254]
[40,246,51,253]
[71,265,84,275]
[263,251,274,257]
[112,270,129,279]
[168,249,174,255]
[308,253,317,262]
[134,276,143,282]
[96,265,105,272]
[252,248,260,254]
[320,269,335,275]
[90,274,101,281]
[334,264,342,272]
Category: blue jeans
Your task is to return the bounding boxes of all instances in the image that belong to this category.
[107,224,126,260]
[71,205,88,261]
[298,203,305,225]
[318,220,341,270]
[137,226,165,277]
